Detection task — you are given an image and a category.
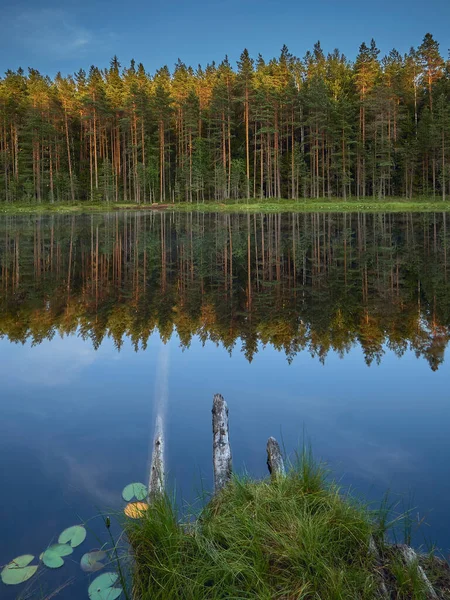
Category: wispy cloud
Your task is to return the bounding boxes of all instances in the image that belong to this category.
[280,391,419,486]
[62,453,122,507]
[11,8,114,61]
[0,334,97,387]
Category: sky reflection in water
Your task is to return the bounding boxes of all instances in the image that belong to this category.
[0,211,449,598]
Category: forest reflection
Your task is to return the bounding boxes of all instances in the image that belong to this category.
[0,211,449,370]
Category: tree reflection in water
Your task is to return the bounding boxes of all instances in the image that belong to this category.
[0,211,449,370]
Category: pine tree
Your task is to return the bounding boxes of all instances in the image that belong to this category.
[237,49,254,198]
[418,33,444,111]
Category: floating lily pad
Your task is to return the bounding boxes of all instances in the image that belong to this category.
[42,544,73,569]
[88,572,122,600]
[124,502,148,519]
[81,550,107,573]
[122,483,147,502]
[58,525,86,548]
[1,555,38,585]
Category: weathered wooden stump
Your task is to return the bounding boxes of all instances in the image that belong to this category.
[368,537,389,599]
[266,436,285,480]
[212,393,232,493]
[148,415,165,498]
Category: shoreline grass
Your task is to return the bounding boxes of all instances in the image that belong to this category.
[124,454,450,600]
[1,197,450,215]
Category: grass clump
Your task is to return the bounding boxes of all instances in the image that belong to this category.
[126,455,381,599]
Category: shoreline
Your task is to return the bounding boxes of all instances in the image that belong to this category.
[2,198,450,215]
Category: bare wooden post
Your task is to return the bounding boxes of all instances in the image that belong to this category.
[148,415,165,498]
[266,437,285,480]
[368,537,389,599]
[399,545,438,599]
[212,394,232,493]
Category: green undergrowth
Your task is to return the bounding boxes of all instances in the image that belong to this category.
[170,198,450,213]
[124,454,447,600]
[1,197,450,215]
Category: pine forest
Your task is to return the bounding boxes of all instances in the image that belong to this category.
[1,34,450,204]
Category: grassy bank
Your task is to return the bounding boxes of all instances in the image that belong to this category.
[125,456,450,600]
[2,198,450,215]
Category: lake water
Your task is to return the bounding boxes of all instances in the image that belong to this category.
[1,211,450,598]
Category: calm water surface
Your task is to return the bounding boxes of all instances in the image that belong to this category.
[1,211,450,598]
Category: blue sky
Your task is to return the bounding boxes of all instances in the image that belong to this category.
[1,0,449,77]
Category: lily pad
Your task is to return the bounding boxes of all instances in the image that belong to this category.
[42,544,73,569]
[124,502,148,519]
[1,555,38,585]
[88,572,122,600]
[58,525,86,548]
[122,483,147,502]
[81,550,107,573]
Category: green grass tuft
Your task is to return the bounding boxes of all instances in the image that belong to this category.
[124,450,450,598]
[126,455,381,599]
